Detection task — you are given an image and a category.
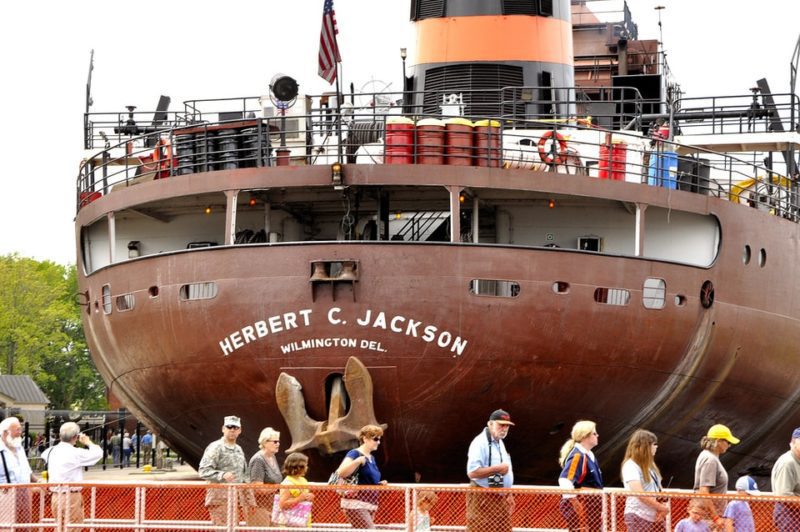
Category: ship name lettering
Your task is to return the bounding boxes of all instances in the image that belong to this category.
[220,309,313,356]
[350,309,467,355]
[280,337,358,353]
[328,307,343,325]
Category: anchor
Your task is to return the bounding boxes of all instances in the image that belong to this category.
[275,356,387,455]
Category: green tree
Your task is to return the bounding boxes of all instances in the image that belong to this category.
[0,254,107,409]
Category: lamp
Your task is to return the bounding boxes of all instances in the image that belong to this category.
[400,48,407,88]
[269,74,299,150]
[269,74,299,106]
[331,162,344,189]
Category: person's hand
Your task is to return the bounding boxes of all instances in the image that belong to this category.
[302,492,314,501]
[78,434,91,446]
[222,472,236,483]
[495,463,509,475]
[379,480,388,485]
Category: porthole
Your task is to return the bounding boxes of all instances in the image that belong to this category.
[674,295,687,307]
[552,281,570,294]
[469,279,520,298]
[743,245,751,265]
[149,286,160,298]
[700,280,715,309]
[758,248,766,268]
[101,284,112,315]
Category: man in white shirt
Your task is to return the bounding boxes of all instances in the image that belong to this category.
[0,417,39,524]
[42,422,103,530]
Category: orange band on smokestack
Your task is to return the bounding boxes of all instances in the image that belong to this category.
[414,15,573,66]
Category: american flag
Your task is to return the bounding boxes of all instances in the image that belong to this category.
[318,0,341,84]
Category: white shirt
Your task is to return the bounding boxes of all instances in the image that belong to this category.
[42,441,103,483]
[622,458,660,521]
[0,440,32,484]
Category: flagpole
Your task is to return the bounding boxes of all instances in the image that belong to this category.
[335,61,342,164]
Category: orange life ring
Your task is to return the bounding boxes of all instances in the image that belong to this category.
[152,138,173,178]
[538,131,568,165]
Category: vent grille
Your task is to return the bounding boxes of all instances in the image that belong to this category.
[413,0,445,20]
[503,0,537,15]
[422,64,525,118]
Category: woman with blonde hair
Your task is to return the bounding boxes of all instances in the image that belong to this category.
[248,427,283,526]
[558,420,603,531]
[336,424,388,529]
[621,429,668,531]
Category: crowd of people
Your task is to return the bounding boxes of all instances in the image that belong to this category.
[2,411,798,530]
[465,411,800,532]
[194,410,800,530]
[198,415,389,529]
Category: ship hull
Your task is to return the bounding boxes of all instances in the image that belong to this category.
[76,165,800,485]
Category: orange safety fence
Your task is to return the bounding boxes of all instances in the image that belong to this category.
[0,482,798,531]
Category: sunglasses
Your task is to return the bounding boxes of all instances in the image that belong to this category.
[270,440,280,444]
[225,425,240,430]
[372,437,382,442]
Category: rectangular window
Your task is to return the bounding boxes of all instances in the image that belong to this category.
[469,279,520,298]
[116,294,135,312]
[594,287,630,306]
[643,278,666,309]
[179,282,218,301]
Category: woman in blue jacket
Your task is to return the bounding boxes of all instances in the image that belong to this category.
[558,420,603,531]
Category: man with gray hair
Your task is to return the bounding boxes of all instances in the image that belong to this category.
[0,417,39,524]
[42,422,103,530]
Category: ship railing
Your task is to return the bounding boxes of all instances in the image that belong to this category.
[675,92,800,136]
[5,481,800,531]
[77,97,799,221]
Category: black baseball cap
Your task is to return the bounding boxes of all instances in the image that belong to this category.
[489,409,515,426]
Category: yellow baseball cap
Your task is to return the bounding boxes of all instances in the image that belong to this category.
[707,424,740,444]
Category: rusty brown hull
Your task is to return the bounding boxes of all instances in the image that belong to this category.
[75,165,800,485]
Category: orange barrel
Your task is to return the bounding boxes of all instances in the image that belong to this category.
[415,118,445,164]
[385,116,415,164]
[444,118,474,166]
[474,119,502,167]
[598,140,627,180]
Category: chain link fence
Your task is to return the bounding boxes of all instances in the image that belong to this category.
[0,482,798,531]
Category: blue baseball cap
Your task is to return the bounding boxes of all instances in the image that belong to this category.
[734,476,760,495]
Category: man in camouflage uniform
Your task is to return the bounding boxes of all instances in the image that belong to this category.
[198,415,254,525]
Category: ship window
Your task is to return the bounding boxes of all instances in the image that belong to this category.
[552,281,570,294]
[179,282,218,301]
[102,284,112,315]
[149,286,159,298]
[116,293,135,312]
[538,0,554,16]
[503,0,537,15]
[642,278,666,309]
[674,294,687,306]
[743,245,751,265]
[594,287,630,306]
[412,0,445,20]
[758,248,767,267]
[469,279,520,297]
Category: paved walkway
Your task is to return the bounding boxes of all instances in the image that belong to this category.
[80,463,200,482]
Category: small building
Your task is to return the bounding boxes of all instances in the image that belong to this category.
[0,375,50,434]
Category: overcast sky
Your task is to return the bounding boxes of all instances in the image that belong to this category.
[0,0,797,265]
